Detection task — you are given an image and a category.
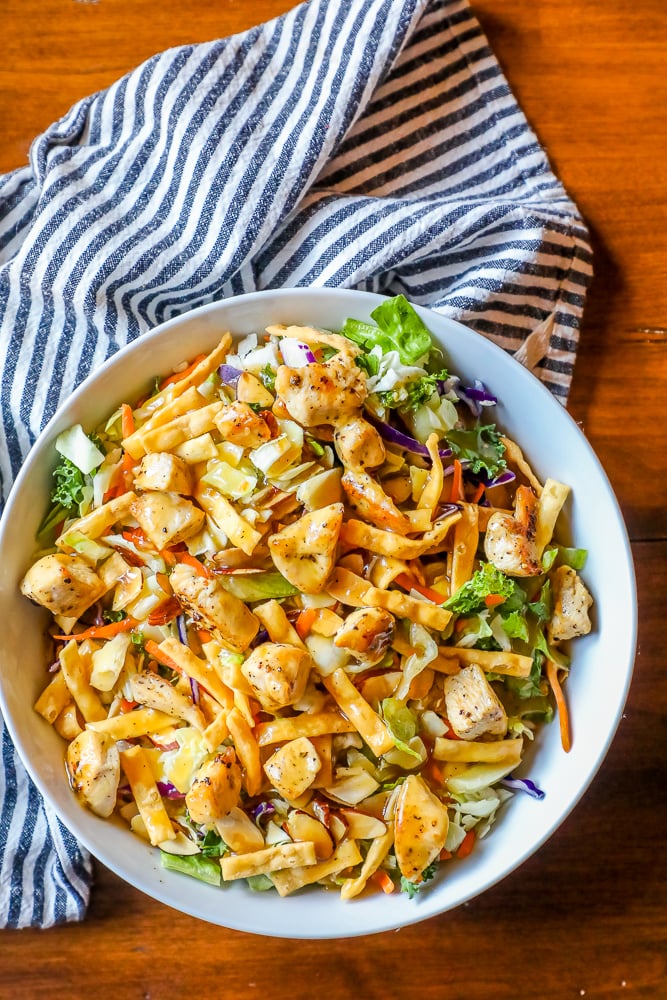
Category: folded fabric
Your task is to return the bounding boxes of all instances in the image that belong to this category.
[0,0,592,927]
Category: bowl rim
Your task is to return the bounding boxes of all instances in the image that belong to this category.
[0,287,638,937]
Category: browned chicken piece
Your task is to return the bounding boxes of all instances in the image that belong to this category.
[394,774,449,883]
[341,468,412,534]
[241,642,313,712]
[65,729,120,818]
[274,353,367,427]
[129,671,205,730]
[214,400,272,448]
[169,562,258,651]
[547,565,593,642]
[133,452,194,495]
[334,417,385,470]
[333,607,395,666]
[20,553,106,619]
[483,485,542,577]
[443,663,508,740]
[268,503,344,594]
[129,491,205,550]
[185,748,242,824]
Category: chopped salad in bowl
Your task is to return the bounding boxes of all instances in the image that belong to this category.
[18,294,595,902]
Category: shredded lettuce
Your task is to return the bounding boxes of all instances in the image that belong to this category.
[445,562,515,613]
[159,851,222,886]
[381,698,421,759]
[400,859,438,898]
[342,294,434,365]
[445,423,506,478]
[218,571,299,602]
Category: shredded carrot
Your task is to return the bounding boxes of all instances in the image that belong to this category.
[449,459,464,503]
[159,353,207,390]
[546,659,571,752]
[295,607,318,640]
[145,639,182,673]
[119,699,138,714]
[120,402,135,439]
[160,548,178,567]
[439,847,453,861]
[395,572,447,605]
[177,551,212,578]
[155,572,172,594]
[484,593,506,608]
[470,482,486,504]
[457,830,476,859]
[425,758,444,786]
[53,617,137,642]
[123,527,148,547]
[104,450,138,501]
[196,628,213,644]
[370,870,396,895]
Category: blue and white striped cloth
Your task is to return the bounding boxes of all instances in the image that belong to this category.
[0,0,592,927]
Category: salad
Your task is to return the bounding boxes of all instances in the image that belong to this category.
[21,296,593,900]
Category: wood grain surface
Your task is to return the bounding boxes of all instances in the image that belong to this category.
[1,2,665,998]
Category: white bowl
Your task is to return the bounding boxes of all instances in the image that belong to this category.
[0,288,636,938]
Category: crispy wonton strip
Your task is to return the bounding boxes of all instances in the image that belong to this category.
[221,841,317,882]
[340,827,394,901]
[87,707,177,739]
[418,433,444,517]
[270,839,362,897]
[226,707,263,797]
[434,736,523,764]
[433,647,533,678]
[449,503,479,594]
[132,333,233,424]
[322,668,395,757]
[265,324,359,356]
[534,478,571,557]
[500,436,543,495]
[195,485,262,556]
[339,510,460,560]
[327,567,452,632]
[155,637,234,707]
[59,641,107,723]
[34,670,71,724]
[253,599,306,649]
[255,711,356,746]
[57,492,137,543]
[123,386,209,457]
[120,745,176,845]
[130,401,225,459]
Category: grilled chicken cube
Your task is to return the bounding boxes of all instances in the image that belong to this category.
[275,353,367,427]
[241,642,312,712]
[443,663,508,740]
[65,729,120,818]
[333,607,395,666]
[169,562,258,651]
[334,417,385,470]
[185,748,242,824]
[129,491,205,549]
[20,553,106,619]
[215,401,271,449]
[483,485,541,577]
[263,737,322,801]
[268,503,344,594]
[548,565,593,642]
[133,452,194,495]
[394,774,449,883]
[341,468,412,533]
[129,671,205,730]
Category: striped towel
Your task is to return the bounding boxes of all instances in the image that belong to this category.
[0,0,592,927]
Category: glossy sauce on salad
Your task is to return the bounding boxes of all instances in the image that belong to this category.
[21,296,593,899]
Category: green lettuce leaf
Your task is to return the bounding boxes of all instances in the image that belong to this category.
[444,562,515,613]
[445,423,506,478]
[342,294,434,365]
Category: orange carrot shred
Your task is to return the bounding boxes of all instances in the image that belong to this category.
[371,870,396,895]
[177,551,212,578]
[53,617,137,642]
[484,593,506,608]
[546,659,571,752]
[295,608,318,640]
[159,354,207,390]
[144,639,182,673]
[120,402,135,439]
[449,459,464,503]
[457,830,476,859]
[395,572,447,605]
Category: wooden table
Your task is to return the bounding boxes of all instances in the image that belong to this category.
[2,2,665,997]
